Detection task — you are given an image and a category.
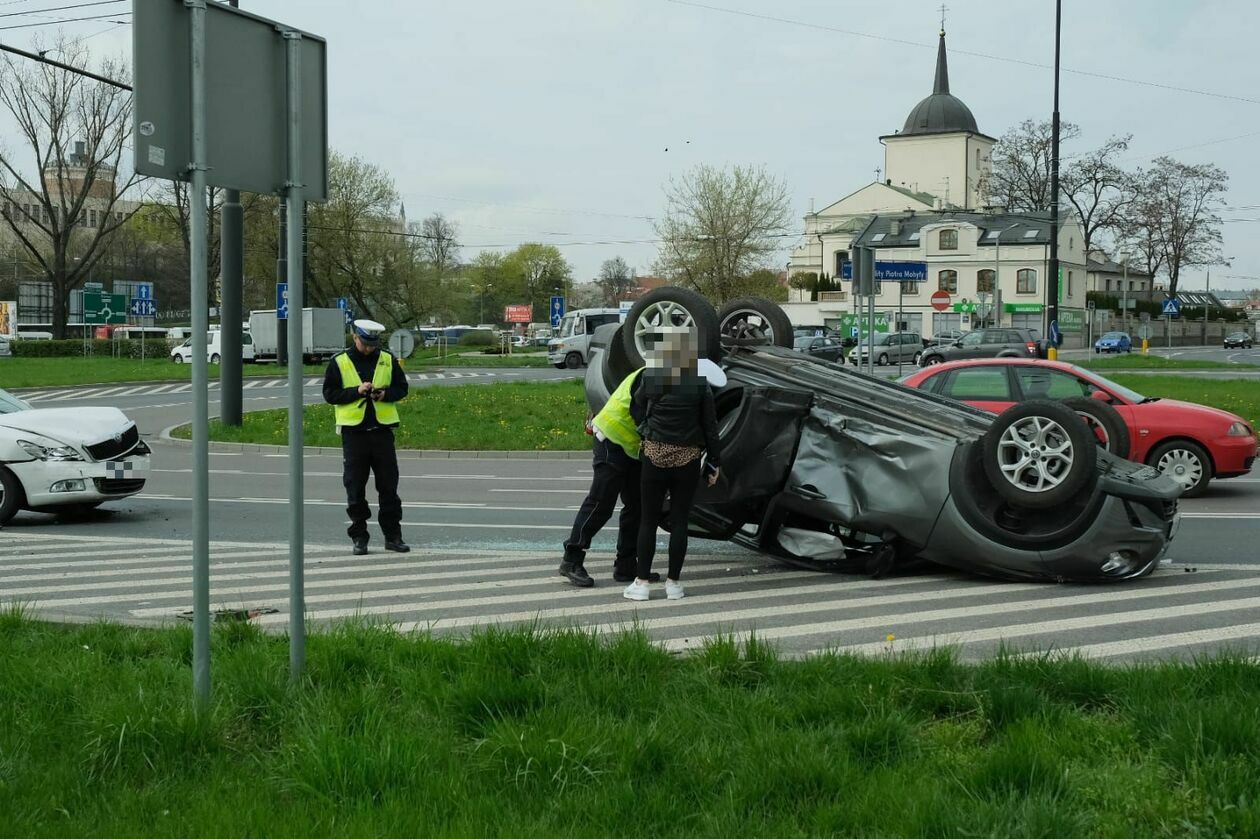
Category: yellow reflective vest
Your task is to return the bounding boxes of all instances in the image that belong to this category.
[592,368,644,459]
[334,350,400,429]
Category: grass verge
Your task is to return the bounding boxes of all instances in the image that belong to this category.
[408,348,552,368]
[1108,374,1260,429]
[1081,354,1258,371]
[0,357,325,388]
[2,613,1258,835]
[180,380,589,450]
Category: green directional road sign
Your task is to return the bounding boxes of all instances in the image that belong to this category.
[84,291,127,325]
[839,313,889,338]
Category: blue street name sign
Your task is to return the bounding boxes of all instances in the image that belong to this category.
[839,260,927,282]
[130,298,157,318]
[277,282,288,320]
[550,295,566,329]
[1161,298,1181,317]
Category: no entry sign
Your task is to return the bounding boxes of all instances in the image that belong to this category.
[931,290,952,312]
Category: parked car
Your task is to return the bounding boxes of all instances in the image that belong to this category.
[793,334,845,362]
[171,330,256,364]
[1223,331,1254,349]
[583,291,1179,582]
[926,330,966,347]
[847,332,922,367]
[901,358,1257,497]
[919,327,1043,367]
[0,387,151,523]
[1094,331,1133,353]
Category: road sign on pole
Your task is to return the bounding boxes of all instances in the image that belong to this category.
[931,290,951,312]
[550,295,566,329]
[129,298,158,318]
[1161,298,1181,317]
[84,291,128,325]
[276,282,288,320]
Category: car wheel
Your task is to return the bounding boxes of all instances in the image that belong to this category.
[1061,396,1131,458]
[877,353,889,366]
[564,352,584,370]
[0,467,23,525]
[982,400,1097,510]
[923,354,943,366]
[210,353,221,364]
[912,351,922,365]
[173,355,184,364]
[1149,439,1212,498]
[554,362,567,370]
[601,324,635,391]
[622,287,720,368]
[717,297,794,349]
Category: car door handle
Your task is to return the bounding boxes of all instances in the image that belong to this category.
[791,484,828,500]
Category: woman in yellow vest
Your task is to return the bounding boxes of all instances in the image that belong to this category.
[322,319,409,555]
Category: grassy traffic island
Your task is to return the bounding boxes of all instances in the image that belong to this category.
[1080,354,1259,372]
[2,612,1258,834]
[179,375,1260,452]
[177,380,592,451]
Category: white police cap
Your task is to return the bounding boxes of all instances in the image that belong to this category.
[352,319,386,342]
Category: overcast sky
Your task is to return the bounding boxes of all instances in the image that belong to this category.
[5,0,1260,291]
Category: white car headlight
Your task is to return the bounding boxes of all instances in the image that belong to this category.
[1226,422,1253,437]
[17,439,84,462]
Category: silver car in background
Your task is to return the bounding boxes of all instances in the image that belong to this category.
[848,332,922,366]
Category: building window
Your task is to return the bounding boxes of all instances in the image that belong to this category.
[903,282,920,295]
[939,229,958,250]
[834,251,844,277]
[1067,270,1075,296]
[1017,268,1037,294]
[1130,280,1136,292]
[938,270,958,294]
[1105,278,1111,292]
[977,269,995,294]
[89,209,97,228]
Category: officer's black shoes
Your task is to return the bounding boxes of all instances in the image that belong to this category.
[384,539,411,553]
[351,537,369,556]
[559,560,594,588]
[613,570,660,584]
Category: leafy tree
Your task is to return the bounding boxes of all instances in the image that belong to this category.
[503,243,571,309]
[1120,157,1227,297]
[0,39,139,337]
[597,256,637,304]
[654,164,792,304]
[734,268,788,302]
[568,281,604,310]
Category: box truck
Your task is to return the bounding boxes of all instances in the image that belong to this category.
[249,308,346,362]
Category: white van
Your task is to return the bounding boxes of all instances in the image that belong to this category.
[170,330,255,364]
[547,308,623,369]
[167,326,193,343]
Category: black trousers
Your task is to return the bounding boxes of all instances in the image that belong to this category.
[342,427,402,541]
[636,456,702,582]
[563,437,641,575]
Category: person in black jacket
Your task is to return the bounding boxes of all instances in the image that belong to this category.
[625,327,721,601]
[322,319,410,555]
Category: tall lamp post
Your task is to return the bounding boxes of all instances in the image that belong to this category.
[480,283,492,325]
[1046,0,1063,359]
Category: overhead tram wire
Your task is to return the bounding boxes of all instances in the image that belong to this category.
[665,0,1260,107]
[0,39,129,88]
[0,10,129,30]
[0,1,125,19]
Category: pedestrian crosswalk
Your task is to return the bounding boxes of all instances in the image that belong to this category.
[3,531,1258,662]
[17,371,499,403]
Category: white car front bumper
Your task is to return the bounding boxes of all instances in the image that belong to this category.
[9,449,151,509]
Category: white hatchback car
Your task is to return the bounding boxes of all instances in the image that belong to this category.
[170,330,255,364]
[0,388,151,523]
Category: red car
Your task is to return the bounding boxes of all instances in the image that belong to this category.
[901,358,1257,497]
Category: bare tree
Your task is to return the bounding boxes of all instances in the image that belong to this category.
[0,40,140,337]
[418,212,460,279]
[597,255,636,304]
[982,119,1080,212]
[1061,134,1136,256]
[654,164,792,303]
[1121,157,1227,297]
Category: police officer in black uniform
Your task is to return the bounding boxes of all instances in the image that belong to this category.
[322,319,410,555]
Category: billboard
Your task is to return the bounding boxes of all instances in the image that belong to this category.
[503,305,533,324]
[0,301,15,337]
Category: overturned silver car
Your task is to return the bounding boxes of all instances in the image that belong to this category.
[586,289,1180,583]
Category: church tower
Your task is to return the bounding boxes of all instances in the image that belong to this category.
[880,29,995,209]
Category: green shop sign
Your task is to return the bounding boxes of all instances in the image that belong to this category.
[1058,309,1084,333]
[1004,302,1044,313]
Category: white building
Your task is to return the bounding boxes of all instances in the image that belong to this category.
[786,29,1087,342]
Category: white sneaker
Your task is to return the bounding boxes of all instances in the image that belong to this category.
[622,580,651,601]
[666,579,685,600]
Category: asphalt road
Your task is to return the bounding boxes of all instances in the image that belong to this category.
[3,437,1258,661]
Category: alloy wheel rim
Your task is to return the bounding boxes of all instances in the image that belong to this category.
[719,308,776,345]
[1073,412,1110,449]
[996,416,1075,492]
[1156,449,1203,490]
[633,300,696,358]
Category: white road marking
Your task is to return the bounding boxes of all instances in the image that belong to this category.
[1034,622,1260,659]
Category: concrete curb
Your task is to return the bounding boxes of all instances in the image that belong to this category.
[158,423,590,460]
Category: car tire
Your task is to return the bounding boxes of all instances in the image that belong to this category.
[717,297,794,349]
[922,354,943,366]
[912,351,922,365]
[1061,396,1131,458]
[210,353,221,364]
[877,353,889,366]
[982,400,1097,510]
[1148,439,1212,498]
[622,287,720,369]
[173,355,184,364]
[554,363,567,370]
[564,352,583,370]
[601,324,635,391]
[0,467,23,526]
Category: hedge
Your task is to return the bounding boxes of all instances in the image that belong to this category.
[457,330,496,346]
[10,338,175,358]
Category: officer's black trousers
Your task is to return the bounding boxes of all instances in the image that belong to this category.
[563,437,641,575]
[342,427,402,542]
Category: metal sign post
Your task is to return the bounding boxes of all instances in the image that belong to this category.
[187,0,212,712]
[283,30,306,684]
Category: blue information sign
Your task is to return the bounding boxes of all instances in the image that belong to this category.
[1161,298,1181,317]
[277,282,288,320]
[550,295,566,328]
[130,298,157,317]
[136,283,153,300]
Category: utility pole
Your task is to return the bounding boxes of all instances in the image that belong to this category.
[1046,0,1062,360]
[277,202,288,365]
[218,0,243,425]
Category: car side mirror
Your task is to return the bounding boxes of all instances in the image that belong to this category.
[953,340,963,348]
